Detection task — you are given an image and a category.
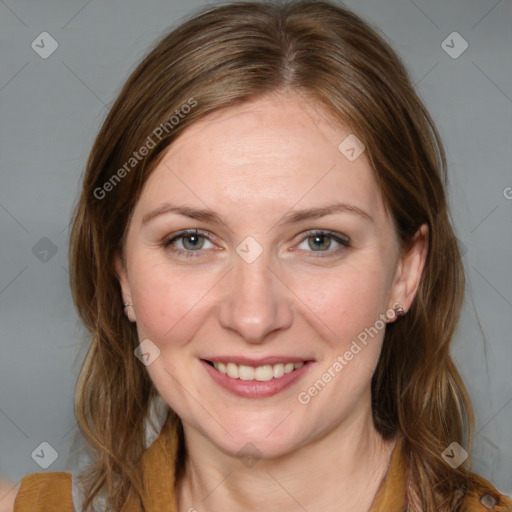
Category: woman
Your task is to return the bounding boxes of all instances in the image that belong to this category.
[12,1,512,511]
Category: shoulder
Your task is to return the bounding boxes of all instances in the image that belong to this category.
[0,480,19,512]
[461,471,512,512]
[13,472,74,512]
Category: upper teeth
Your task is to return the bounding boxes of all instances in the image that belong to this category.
[212,361,305,381]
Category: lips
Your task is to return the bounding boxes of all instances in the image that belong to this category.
[201,357,315,398]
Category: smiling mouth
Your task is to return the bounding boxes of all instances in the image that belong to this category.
[204,360,308,382]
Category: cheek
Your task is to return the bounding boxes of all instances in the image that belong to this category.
[129,256,217,344]
[295,269,390,408]
[292,260,391,348]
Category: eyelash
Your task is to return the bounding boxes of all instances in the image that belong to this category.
[162,229,351,259]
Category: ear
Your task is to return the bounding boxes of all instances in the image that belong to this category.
[388,223,429,319]
[114,252,136,323]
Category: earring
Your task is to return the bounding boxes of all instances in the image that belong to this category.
[123,302,136,323]
[394,304,406,317]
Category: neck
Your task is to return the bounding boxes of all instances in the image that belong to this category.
[176,407,398,512]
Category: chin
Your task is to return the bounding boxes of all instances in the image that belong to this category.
[217,433,301,462]
[202,414,307,460]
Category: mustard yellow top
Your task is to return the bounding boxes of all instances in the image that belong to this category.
[14,417,512,512]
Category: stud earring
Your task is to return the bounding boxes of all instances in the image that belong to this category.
[123,302,136,323]
[394,304,406,317]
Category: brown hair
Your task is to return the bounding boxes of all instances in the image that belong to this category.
[69,1,473,510]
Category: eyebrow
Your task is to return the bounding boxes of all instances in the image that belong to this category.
[141,201,373,226]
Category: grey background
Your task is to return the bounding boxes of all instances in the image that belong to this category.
[1,0,511,499]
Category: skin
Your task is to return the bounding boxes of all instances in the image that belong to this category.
[0,480,18,512]
[115,91,428,512]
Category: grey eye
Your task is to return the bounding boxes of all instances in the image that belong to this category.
[174,233,214,251]
[306,234,334,251]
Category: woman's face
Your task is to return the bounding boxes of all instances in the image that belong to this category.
[116,92,426,459]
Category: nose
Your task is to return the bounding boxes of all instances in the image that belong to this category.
[218,251,294,344]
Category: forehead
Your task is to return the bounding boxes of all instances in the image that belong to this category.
[133,93,389,230]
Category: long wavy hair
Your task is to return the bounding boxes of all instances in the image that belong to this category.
[69,1,473,510]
